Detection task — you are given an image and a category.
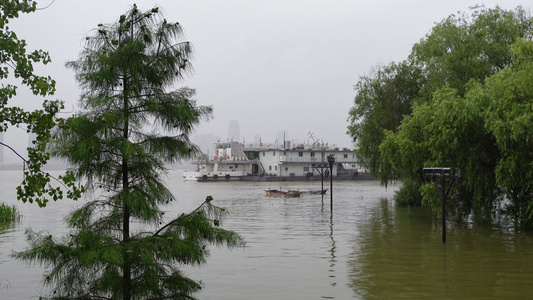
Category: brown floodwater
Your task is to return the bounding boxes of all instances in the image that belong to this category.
[1,170,532,299]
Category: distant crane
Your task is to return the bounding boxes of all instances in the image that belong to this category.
[308,131,316,143]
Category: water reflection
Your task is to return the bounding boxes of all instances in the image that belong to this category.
[0,221,17,261]
[349,198,533,299]
[329,211,336,286]
[0,221,15,235]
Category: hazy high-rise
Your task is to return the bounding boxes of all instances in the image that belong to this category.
[228,120,240,142]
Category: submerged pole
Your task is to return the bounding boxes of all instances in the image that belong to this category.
[327,155,335,212]
[422,168,460,244]
[441,177,446,243]
[330,171,333,211]
[321,166,324,201]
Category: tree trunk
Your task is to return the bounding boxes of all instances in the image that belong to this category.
[122,79,131,300]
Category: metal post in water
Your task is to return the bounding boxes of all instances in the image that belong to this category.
[321,166,325,201]
[441,177,446,243]
[327,155,335,212]
[330,171,333,211]
[423,168,460,244]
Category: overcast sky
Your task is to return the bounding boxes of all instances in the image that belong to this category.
[2,0,529,161]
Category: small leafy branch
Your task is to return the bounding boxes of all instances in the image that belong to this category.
[1,0,84,206]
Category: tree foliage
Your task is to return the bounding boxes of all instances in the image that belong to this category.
[409,5,529,95]
[483,38,533,228]
[15,5,244,299]
[348,5,533,228]
[0,0,82,206]
[348,61,426,183]
[381,85,500,219]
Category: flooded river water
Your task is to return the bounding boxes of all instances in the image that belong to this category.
[1,170,533,299]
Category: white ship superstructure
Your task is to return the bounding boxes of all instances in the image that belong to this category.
[183,141,253,181]
[183,141,368,181]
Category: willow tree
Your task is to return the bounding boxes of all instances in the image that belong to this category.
[376,7,533,225]
[483,38,533,229]
[349,6,532,210]
[16,5,243,299]
[347,61,426,184]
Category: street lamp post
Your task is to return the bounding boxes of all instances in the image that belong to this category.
[423,167,460,243]
[327,155,335,212]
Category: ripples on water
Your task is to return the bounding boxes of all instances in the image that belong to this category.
[1,170,533,299]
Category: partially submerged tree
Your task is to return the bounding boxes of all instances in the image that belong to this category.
[379,6,532,224]
[347,60,426,183]
[483,38,533,229]
[0,0,81,206]
[348,5,533,227]
[349,6,530,184]
[381,38,533,228]
[15,5,243,299]
[380,85,500,219]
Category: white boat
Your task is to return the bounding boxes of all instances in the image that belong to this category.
[183,141,370,182]
[183,170,249,181]
[183,141,254,181]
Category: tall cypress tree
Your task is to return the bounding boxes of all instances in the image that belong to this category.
[15,4,243,299]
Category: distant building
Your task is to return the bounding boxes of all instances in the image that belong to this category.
[228,120,240,142]
[192,133,220,156]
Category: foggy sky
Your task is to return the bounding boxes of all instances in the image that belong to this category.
[2,0,529,162]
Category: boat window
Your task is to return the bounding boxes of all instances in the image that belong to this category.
[273,151,276,156]
[298,152,303,157]
[310,152,315,157]
[269,166,272,171]
[275,166,278,171]
[303,167,309,172]
[344,154,348,158]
